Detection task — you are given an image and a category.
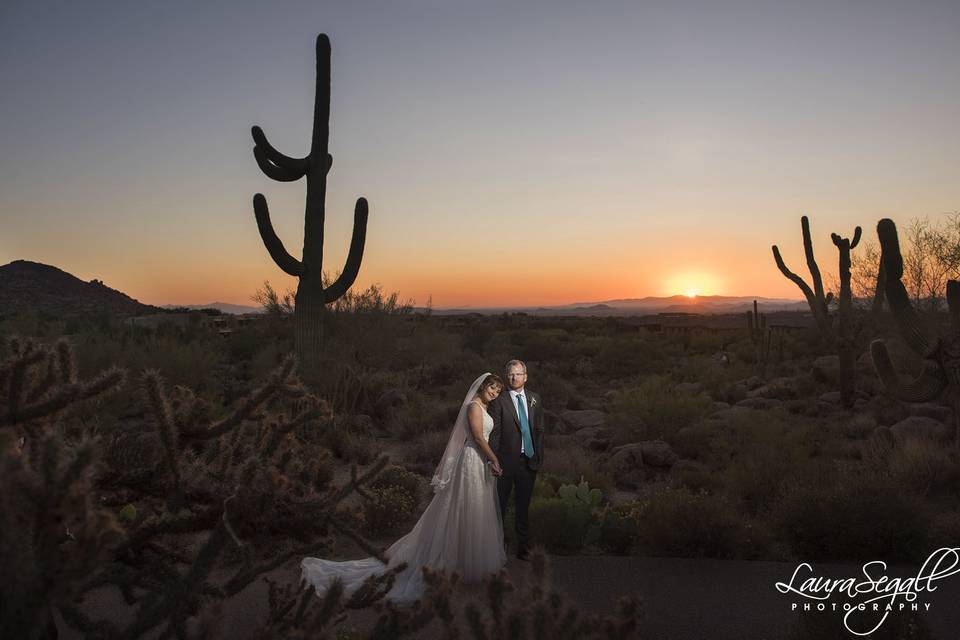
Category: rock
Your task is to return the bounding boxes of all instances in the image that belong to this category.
[812,355,841,384]
[842,413,878,438]
[856,351,876,375]
[709,406,755,422]
[743,376,765,391]
[708,401,731,414]
[375,389,406,416]
[907,402,953,424]
[609,444,645,490]
[608,440,678,489]
[674,382,703,395]
[558,409,606,434]
[544,409,560,432]
[573,426,612,451]
[735,397,783,410]
[603,390,619,401]
[640,439,679,467]
[574,426,612,441]
[890,416,952,442]
[746,377,798,400]
[711,350,731,367]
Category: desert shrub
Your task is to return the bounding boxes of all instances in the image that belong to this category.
[527,481,604,554]
[608,376,711,442]
[362,485,416,537]
[404,430,451,467]
[324,425,379,465]
[540,444,615,495]
[632,485,744,558]
[774,473,930,562]
[370,465,424,505]
[885,437,960,497]
[594,335,670,379]
[598,503,642,554]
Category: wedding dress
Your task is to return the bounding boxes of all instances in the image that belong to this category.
[301,374,506,603]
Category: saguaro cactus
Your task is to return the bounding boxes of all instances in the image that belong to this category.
[747,299,772,371]
[251,34,369,372]
[870,218,960,447]
[772,216,861,407]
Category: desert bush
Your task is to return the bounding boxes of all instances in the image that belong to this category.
[774,473,930,562]
[632,485,744,558]
[404,429,452,467]
[885,437,960,497]
[598,503,642,555]
[608,376,711,443]
[362,485,416,537]
[369,465,424,504]
[594,335,671,379]
[528,481,602,554]
[540,444,615,495]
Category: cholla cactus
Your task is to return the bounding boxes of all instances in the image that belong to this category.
[0,336,395,639]
[773,216,861,407]
[251,33,370,374]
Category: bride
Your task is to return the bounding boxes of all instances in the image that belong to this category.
[302,373,507,603]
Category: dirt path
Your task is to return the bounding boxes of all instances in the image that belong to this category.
[58,553,960,639]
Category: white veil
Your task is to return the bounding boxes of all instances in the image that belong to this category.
[430,372,490,493]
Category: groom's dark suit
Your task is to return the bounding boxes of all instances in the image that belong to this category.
[488,388,545,556]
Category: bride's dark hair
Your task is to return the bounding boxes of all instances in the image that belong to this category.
[480,373,503,391]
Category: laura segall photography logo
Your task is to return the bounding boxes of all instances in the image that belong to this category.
[775,547,960,636]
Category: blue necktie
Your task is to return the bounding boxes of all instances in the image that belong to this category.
[517,394,535,458]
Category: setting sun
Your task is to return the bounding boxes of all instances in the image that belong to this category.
[685,289,698,298]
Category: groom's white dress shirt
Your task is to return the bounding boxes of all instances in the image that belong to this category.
[509,388,527,455]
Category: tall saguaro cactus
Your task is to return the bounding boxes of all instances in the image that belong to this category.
[772,216,862,407]
[871,218,960,447]
[251,34,369,373]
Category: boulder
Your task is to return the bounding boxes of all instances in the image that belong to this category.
[812,355,841,384]
[558,409,606,434]
[907,402,953,424]
[746,377,798,400]
[842,413,878,438]
[573,426,612,451]
[735,397,783,410]
[608,439,679,489]
[674,382,703,395]
[708,401,731,414]
[640,439,679,468]
[890,416,952,442]
[375,389,407,416]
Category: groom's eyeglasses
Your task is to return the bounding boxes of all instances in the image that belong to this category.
[507,373,527,378]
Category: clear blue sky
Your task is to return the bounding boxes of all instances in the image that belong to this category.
[2,0,958,306]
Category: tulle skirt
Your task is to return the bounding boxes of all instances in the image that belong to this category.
[302,445,506,603]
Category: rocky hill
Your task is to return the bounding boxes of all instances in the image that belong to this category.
[0,260,163,317]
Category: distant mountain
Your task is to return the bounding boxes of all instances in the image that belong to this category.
[434,295,807,316]
[0,260,163,317]
[160,302,263,315]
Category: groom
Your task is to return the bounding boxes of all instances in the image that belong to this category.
[487,359,544,561]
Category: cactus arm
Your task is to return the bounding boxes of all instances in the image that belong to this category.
[949,281,960,332]
[772,244,830,331]
[850,226,862,250]
[253,194,304,277]
[877,218,936,357]
[801,216,827,306]
[322,198,369,302]
[870,339,946,402]
[251,126,309,181]
[252,145,303,182]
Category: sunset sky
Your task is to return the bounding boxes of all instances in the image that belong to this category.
[2,1,958,308]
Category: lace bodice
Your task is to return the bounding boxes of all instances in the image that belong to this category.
[468,400,494,440]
